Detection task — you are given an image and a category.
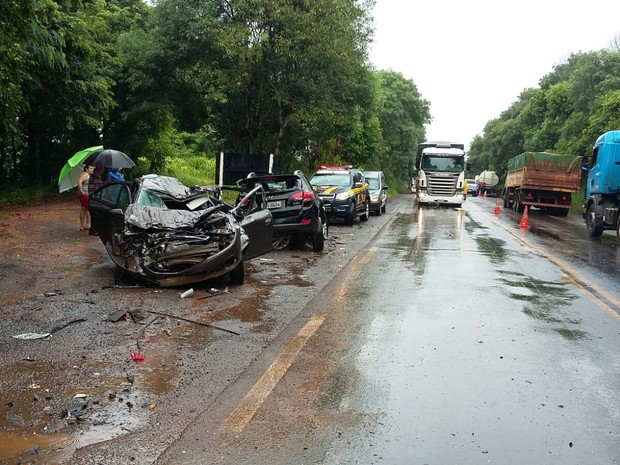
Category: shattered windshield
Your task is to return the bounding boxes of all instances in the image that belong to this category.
[137,188,167,209]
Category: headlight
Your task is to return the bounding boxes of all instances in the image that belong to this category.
[370,194,378,201]
[335,192,350,200]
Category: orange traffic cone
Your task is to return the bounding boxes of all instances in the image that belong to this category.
[494,198,501,215]
[519,205,529,229]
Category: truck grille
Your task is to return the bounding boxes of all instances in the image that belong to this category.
[427,174,459,196]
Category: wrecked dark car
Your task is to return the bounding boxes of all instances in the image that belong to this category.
[88,174,273,287]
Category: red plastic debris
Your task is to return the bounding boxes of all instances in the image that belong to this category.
[131,351,145,362]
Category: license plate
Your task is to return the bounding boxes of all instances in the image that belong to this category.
[267,201,282,209]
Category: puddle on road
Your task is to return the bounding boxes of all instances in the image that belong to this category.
[475,235,508,264]
[497,271,588,341]
[0,357,147,463]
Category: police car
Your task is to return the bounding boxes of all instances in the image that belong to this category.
[309,165,370,226]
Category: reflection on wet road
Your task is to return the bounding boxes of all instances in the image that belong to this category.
[163,196,620,464]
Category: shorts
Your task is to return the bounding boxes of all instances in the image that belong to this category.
[79,194,89,208]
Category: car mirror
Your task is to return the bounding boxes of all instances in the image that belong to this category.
[110,208,124,218]
[383,185,388,190]
[354,182,363,188]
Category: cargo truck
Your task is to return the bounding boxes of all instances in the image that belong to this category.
[502,152,582,216]
[476,170,500,197]
[414,141,466,206]
[584,130,620,237]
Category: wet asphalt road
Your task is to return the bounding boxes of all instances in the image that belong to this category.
[1,195,619,464]
[154,196,620,465]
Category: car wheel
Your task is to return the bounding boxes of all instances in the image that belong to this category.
[360,200,370,222]
[312,217,327,252]
[381,202,386,213]
[272,235,291,250]
[229,258,245,285]
[586,203,603,237]
[344,204,356,226]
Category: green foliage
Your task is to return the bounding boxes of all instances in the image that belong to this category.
[0,0,432,196]
[469,47,620,180]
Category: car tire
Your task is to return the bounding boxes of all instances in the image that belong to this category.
[312,217,327,252]
[360,200,370,222]
[381,202,386,214]
[272,235,291,250]
[344,204,356,226]
[229,258,245,285]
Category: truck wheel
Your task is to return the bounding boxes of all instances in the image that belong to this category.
[586,203,603,237]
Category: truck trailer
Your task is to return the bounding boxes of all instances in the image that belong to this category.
[502,151,582,216]
[584,130,620,237]
[476,170,500,197]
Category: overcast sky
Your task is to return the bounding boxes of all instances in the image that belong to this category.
[369,0,620,150]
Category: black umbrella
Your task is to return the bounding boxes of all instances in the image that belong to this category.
[85,149,136,169]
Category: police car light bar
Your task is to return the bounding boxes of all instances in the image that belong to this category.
[319,164,353,170]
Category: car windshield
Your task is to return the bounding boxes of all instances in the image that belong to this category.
[310,173,350,187]
[244,177,300,192]
[136,188,167,209]
[367,178,380,189]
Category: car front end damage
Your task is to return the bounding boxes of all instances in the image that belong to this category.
[107,204,248,287]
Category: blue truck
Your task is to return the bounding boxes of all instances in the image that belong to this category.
[584,130,620,237]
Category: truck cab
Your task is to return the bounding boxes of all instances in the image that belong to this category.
[584,130,620,237]
[414,141,466,206]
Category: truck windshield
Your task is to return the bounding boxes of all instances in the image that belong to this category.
[422,156,464,172]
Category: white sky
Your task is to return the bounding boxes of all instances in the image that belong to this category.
[369,0,620,150]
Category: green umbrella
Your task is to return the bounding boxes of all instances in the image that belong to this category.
[58,145,104,193]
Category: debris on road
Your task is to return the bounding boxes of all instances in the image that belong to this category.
[12,332,51,340]
[146,310,240,335]
[180,288,194,299]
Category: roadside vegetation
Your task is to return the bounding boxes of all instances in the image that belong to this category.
[0,0,430,206]
[1,2,618,209]
[467,37,620,183]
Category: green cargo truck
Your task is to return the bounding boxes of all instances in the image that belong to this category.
[502,152,582,216]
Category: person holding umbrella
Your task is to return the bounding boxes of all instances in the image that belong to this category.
[77,165,94,231]
[107,167,125,183]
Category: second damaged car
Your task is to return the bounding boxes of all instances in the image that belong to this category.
[88,174,273,287]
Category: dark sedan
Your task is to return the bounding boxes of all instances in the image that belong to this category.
[88,175,273,287]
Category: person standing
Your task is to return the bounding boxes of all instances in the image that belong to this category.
[88,166,104,194]
[87,166,104,235]
[107,167,125,183]
[77,165,94,231]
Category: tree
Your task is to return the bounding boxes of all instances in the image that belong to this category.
[375,70,430,181]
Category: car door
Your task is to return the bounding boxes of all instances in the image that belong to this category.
[236,187,273,260]
[354,171,368,211]
[89,183,132,245]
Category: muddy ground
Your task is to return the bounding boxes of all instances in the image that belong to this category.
[0,196,393,464]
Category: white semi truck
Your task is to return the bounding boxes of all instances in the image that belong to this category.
[414,141,467,206]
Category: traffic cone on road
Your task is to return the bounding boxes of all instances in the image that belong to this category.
[494,198,501,215]
[519,205,530,229]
